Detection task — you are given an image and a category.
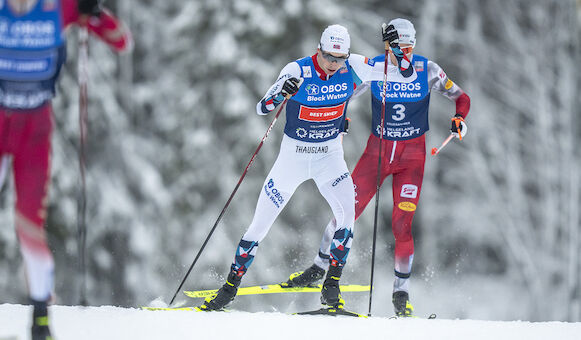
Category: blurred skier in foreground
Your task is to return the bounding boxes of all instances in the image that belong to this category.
[199,24,415,312]
[0,0,131,338]
[282,18,471,317]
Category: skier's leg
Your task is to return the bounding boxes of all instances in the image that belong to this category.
[310,135,389,271]
[313,149,358,307]
[10,106,55,336]
[390,138,425,316]
[12,106,55,304]
[201,140,306,310]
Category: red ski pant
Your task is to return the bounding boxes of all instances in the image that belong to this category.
[352,134,426,274]
[0,104,54,300]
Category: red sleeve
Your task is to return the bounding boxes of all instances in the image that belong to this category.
[61,0,132,52]
[455,92,471,119]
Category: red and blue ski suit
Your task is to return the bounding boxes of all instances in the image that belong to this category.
[0,0,131,302]
[314,53,470,293]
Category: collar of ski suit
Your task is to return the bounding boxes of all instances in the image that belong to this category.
[311,54,332,81]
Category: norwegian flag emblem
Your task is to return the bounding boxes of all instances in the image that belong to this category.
[333,44,341,49]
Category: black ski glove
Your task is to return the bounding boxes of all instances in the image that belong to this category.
[382,24,399,47]
[281,77,301,98]
[78,0,103,17]
[381,23,403,57]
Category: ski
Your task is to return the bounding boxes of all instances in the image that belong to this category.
[294,307,366,318]
[142,305,365,317]
[184,283,369,298]
[142,306,202,311]
[388,313,437,319]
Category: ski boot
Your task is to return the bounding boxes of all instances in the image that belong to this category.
[199,272,242,311]
[320,264,344,308]
[31,299,54,340]
[392,291,414,317]
[281,264,325,288]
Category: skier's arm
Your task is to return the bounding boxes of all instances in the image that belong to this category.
[256,62,302,115]
[348,53,417,85]
[62,0,133,52]
[427,60,470,118]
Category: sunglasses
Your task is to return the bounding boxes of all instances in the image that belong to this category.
[321,51,350,64]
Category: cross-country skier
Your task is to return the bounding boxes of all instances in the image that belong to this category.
[282,18,471,317]
[0,0,131,339]
[199,24,416,312]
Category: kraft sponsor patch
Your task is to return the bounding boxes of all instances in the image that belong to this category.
[398,202,417,212]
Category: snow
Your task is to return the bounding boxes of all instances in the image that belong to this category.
[1,303,579,340]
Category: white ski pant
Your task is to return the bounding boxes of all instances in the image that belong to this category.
[241,135,355,263]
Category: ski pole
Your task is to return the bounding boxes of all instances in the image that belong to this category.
[368,42,390,317]
[169,82,302,306]
[77,23,89,306]
[430,133,455,156]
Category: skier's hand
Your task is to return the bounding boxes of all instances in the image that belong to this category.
[78,0,103,17]
[450,114,468,140]
[281,77,301,98]
[381,23,403,57]
[382,24,399,47]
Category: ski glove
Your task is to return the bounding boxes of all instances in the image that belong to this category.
[281,77,301,98]
[78,0,103,17]
[381,24,403,57]
[450,114,468,140]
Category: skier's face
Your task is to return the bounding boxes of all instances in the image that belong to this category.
[317,49,349,75]
[388,43,414,65]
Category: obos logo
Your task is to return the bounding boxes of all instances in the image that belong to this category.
[306,84,319,95]
[377,81,420,92]
[321,83,348,93]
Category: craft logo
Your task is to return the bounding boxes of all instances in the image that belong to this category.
[299,102,345,122]
[306,84,319,95]
[332,172,350,187]
[400,184,418,199]
[398,202,417,212]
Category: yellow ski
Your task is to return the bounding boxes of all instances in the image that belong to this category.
[183,284,370,298]
[142,306,203,311]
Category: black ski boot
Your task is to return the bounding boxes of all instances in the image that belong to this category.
[281,264,326,288]
[199,272,242,311]
[392,291,414,317]
[31,299,53,340]
[320,264,344,308]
